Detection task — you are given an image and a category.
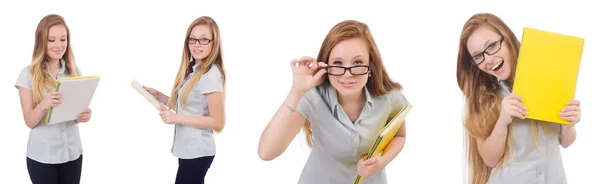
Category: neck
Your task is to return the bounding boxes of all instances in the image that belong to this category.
[47,59,60,69]
[338,89,366,107]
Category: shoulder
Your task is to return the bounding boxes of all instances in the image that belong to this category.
[386,89,408,105]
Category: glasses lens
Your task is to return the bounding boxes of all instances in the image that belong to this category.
[327,67,345,75]
[350,66,369,75]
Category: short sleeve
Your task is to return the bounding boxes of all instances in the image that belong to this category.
[15,66,32,90]
[296,88,319,121]
[197,65,223,94]
[387,89,409,121]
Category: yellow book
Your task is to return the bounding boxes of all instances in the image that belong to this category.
[45,76,101,124]
[512,27,584,125]
[130,80,165,111]
[353,103,412,184]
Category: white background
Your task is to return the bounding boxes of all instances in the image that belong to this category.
[1,0,598,183]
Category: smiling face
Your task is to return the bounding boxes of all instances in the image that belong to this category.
[326,38,371,96]
[188,25,213,62]
[466,26,512,81]
[46,25,68,61]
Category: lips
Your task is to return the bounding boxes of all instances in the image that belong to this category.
[492,60,504,71]
[192,50,203,53]
[339,81,356,88]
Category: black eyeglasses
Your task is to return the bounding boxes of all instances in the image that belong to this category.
[188,37,212,45]
[471,37,504,65]
[326,65,370,76]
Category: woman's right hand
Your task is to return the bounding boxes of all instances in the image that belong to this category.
[143,86,160,99]
[290,56,328,94]
[499,93,528,126]
[40,92,62,110]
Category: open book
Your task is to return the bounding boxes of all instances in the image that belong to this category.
[353,103,413,184]
[130,80,165,111]
[512,27,584,124]
[45,76,100,124]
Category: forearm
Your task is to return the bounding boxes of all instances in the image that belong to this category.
[559,125,577,148]
[258,90,305,160]
[157,92,169,105]
[380,136,406,165]
[176,114,223,130]
[24,104,47,128]
[479,121,509,167]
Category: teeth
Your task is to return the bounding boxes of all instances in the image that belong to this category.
[193,50,202,53]
[492,61,502,70]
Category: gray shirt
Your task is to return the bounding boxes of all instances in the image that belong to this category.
[296,85,409,184]
[14,59,83,164]
[487,81,567,184]
[171,63,223,159]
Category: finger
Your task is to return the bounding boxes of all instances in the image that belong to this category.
[561,106,580,112]
[313,69,327,80]
[509,100,528,113]
[317,62,328,68]
[290,59,300,68]
[561,116,578,122]
[559,111,579,117]
[509,93,524,102]
[567,100,580,106]
[364,158,379,166]
[160,105,166,111]
[508,107,525,119]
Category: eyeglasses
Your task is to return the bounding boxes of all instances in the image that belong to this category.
[326,65,370,76]
[470,37,504,65]
[188,37,212,45]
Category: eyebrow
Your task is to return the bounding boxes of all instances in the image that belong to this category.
[470,39,492,56]
[330,54,365,60]
[189,33,208,38]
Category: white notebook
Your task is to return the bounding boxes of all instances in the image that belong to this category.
[131,80,164,111]
[45,76,101,124]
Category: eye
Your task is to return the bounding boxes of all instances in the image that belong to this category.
[353,60,364,65]
[60,39,66,42]
[487,42,499,50]
[472,54,483,61]
[48,39,55,42]
[332,60,342,65]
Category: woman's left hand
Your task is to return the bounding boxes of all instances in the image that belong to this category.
[159,106,178,124]
[357,154,384,179]
[560,100,581,126]
[76,108,92,123]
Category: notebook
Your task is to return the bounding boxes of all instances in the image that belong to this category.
[130,80,164,111]
[512,27,584,125]
[45,76,100,124]
[353,103,413,184]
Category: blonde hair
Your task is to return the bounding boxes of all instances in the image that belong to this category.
[456,13,556,184]
[30,14,80,106]
[167,16,226,132]
[303,20,402,147]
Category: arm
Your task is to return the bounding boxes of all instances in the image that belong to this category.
[156,91,169,105]
[258,90,307,161]
[559,125,577,148]
[476,120,509,168]
[18,87,47,129]
[175,92,224,130]
[379,121,406,165]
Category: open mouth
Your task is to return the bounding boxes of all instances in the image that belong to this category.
[193,50,203,53]
[492,60,504,72]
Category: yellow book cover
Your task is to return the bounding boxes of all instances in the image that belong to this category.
[512,27,584,124]
[353,103,412,184]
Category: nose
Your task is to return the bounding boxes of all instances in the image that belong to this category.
[342,69,353,77]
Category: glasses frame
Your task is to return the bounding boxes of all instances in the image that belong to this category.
[470,37,504,65]
[188,37,212,45]
[325,65,371,76]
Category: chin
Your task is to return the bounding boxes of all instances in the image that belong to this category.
[333,85,362,97]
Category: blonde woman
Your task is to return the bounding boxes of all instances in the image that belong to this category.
[15,14,92,184]
[258,20,409,183]
[143,16,225,184]
[457,13,581,184]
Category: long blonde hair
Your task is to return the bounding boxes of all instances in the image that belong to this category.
[30,14,80,106]
[303,20,402,147]
[167,16,226,132]
[457,13,555,184]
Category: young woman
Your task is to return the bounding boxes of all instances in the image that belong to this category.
[258,20,409,183]
[15,14,92,184]
[457,13,581,184]
[142,16,225,184]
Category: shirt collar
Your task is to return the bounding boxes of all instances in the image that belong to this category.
[44,59,67,75]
